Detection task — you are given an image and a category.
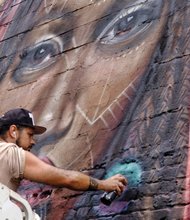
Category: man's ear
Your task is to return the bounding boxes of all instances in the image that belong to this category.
[9,125,18,139]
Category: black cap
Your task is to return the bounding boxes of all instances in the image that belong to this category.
[0,108,46,135]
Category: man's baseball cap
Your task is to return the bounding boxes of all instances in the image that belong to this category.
[0,108,46,134]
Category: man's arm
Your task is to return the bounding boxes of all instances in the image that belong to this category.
[23,151,127,194]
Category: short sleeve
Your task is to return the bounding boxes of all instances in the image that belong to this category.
[6,144,26,179]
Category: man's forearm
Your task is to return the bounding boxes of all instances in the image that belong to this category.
[58,169,100,191]
[24,152,100,190]
[24,151,126,194]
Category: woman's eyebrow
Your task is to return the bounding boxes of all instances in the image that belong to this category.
[34,8,70,27]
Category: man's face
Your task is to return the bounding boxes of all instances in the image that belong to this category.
[16,127,35,151]
[0,0,169,168]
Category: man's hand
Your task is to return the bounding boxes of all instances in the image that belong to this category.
[98,174,127,195]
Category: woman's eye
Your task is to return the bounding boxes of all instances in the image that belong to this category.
[20,40,60,69]
[97,1,162,46]
[32,45,52,64]
[13,37,63,83]
[99,10,151,45]
[116,15,135,35]
[112,12,140,38]
[114,11,150,37]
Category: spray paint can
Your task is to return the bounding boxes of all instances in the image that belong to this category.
[100,161,142,206]
[101,191,118,206]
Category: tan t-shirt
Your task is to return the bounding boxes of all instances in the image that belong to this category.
[0,142,25,191]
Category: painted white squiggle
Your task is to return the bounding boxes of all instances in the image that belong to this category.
[44,0,57,14]
[72,36,79,53]
[100,115,109,128]
[92,62,114,122]
[76,75,139,127]
[123,91,132,102]
[44,0,69,14]
[108,107,118,122]
[65,137,94,169]
[60,0,69,11]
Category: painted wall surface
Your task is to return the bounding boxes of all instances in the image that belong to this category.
[0,0,189,219]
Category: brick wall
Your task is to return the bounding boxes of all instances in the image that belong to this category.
[0,0,189,219]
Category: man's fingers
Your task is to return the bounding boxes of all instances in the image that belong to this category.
[114,179,126,195]
[104,174,128,194]
[115,185,122,195]
[113,174,128,185]
[119,176,128,185]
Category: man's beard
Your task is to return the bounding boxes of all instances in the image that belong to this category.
[16,138,21,147]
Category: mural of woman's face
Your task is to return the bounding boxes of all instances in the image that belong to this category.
[0,0,169,169]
